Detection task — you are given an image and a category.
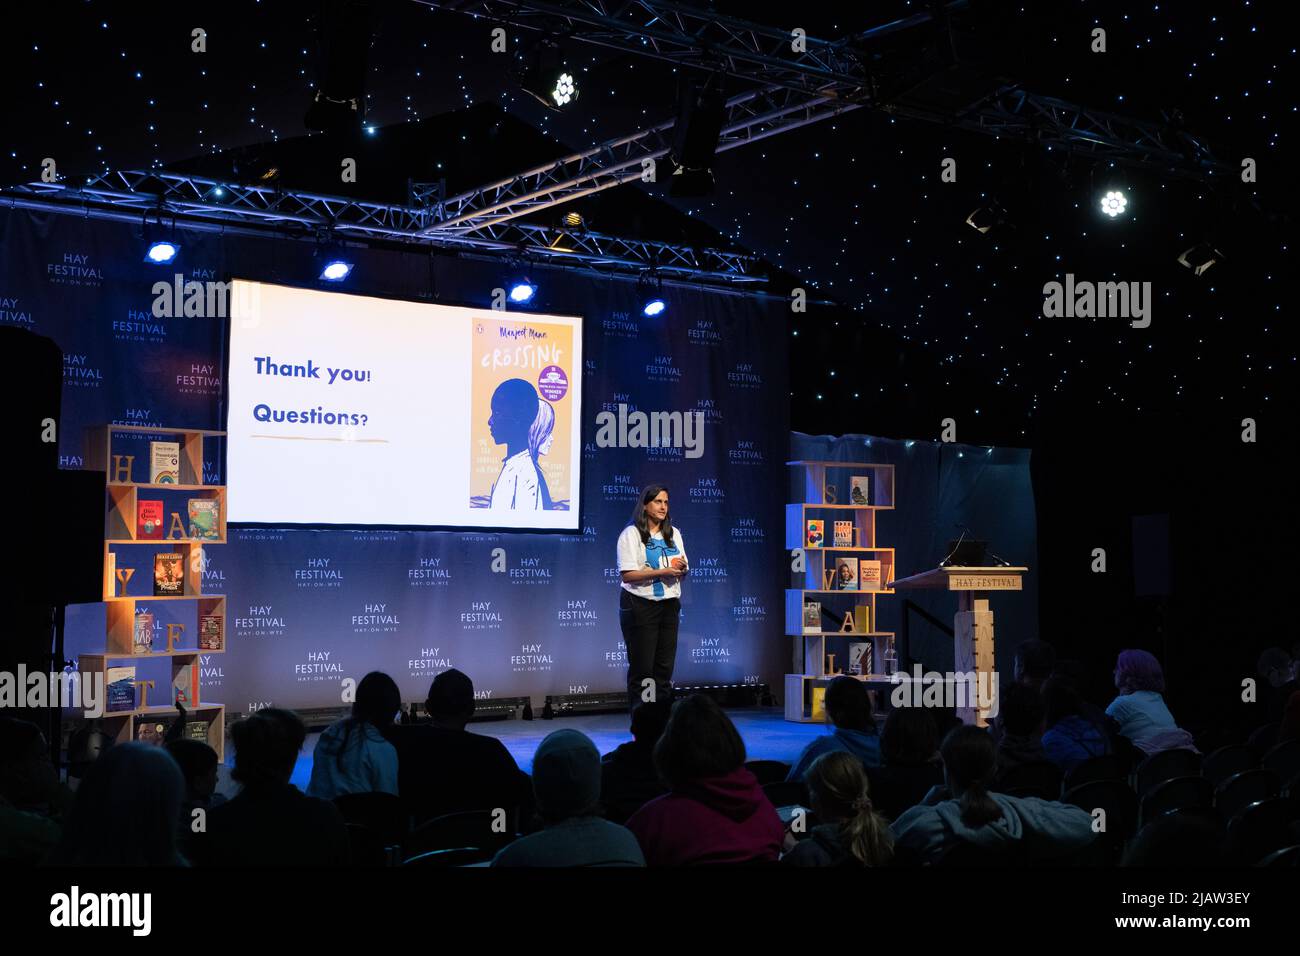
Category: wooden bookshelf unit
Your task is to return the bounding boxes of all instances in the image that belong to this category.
[784,461,897,722]
[82,425,227,757]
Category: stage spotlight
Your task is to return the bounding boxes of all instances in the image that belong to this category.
[668,76,727,197]
[1177,242,1223,276]
[965,204,1006,234]
[516,40,578,111]
[144,240,180,265]
[637,272,666,316]
[509,280,537,304]
[319,259,354,282]
[562,211,584,228]
[1100,190,1128,218]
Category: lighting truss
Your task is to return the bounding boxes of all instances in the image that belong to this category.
[2,171,766,284]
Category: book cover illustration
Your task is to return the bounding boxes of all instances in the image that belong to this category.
[835,557,859,590]
[136,721,168,745]
[848,642,872,676]
[150,441,180,484]
[469,316,575,511]
[850,475,869,505]
[802,601,821,634]
[805,519,824,548]
[832,520,853,547]
[137,499,164,540]
[187,498,220,540]
[859,559,883,591]
[133,612,155,654]
[810,686,827,721]
[107,666,136,712]
[172,661,199,707]
[154,552,184,596]
[199,613,223,650]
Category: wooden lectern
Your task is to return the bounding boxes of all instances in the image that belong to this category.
[890,566,1028,727]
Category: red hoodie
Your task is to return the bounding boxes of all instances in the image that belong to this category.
[626,766,785,866]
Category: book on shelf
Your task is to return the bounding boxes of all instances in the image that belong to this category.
[854,605,871,634]
[133,612,155,654]
[172,661,199,707]
[832,520,854,547]
[810,685,827,722]
[106,666,136,712]
[847,641,872,676]
[135,720,169,745]
[104,551,116,598]
[850,475,869,505]
[153,552,184,596]
[188,498,220,540]
[185,720,210,742]
[136,499,164,540]
[805,519,824,548]
[199,613,223,651]
[150,441,180,484]
[802,601,821,634]
[835,557,859,590]
[859,559,883,591]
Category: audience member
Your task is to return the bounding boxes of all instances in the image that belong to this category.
[1106,650,1194,754]
[787,676,881,782]
[307,670,401,799]
[627,694,784,865]
[891,725,1097,865]
[45,742,186,866]
[0,717,64,864]
[1040,678,1111,774]
[492,730,644,867]
[600,701,671,825]
[865,707,944,821]
[1014,639,1057,690]
[1279,690,1300,744]
[385,669,530,825]
[165,738,225,855]
[994,682,1050,777]
[191,708,349,866]
[782,751,893,867]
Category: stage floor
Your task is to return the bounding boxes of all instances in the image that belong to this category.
[217,707,829,791]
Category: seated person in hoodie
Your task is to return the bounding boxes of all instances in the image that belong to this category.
[891,725,1097,866]
[993,682,1060,797]
[782,751,894,867]
[627,694,784,865]
[307,671,401,800]
[865,707,945,821]
[787,676,882,782]
[186,708,351,867]
[492,730,644,867]
[601,701,671,825]
[1040,677,1111,774]
[1106,649,1193,755]
[384,668,530,826]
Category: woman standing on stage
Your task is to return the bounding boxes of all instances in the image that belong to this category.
[617,484,688,710]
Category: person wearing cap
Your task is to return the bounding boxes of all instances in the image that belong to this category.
[492,730,645,867]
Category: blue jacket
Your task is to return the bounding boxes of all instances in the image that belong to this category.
[788,727,882,782]
[1042,716,1111,773]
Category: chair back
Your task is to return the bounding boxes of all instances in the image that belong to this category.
[404,809,515,861]
[1228,797,1300,864]
[1135,748,1202,796]
[1063,779,1139,851]
[995,760,1063,801]
[1063,753,1126,791]
[1139,775,1213,829]
[344,823,391,867]
[745,760,793,786]
[1262,739,1300,783]
[334,791,408,845]
[403,846,495,867]
[762,780,809,810]
[1214,768,1280,821]
[1201,744,1258,786]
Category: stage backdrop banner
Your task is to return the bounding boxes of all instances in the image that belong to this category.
[1,207,789,713]
[789,432,1039,679]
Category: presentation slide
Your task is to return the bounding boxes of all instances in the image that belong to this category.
[226,279,582,530]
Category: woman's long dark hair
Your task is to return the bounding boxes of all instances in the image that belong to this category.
[631,483,675,547]
[336,671,401,769]
[939,724,1003,828]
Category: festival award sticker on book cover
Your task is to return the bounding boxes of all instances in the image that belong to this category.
[468,317,574,512]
